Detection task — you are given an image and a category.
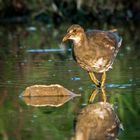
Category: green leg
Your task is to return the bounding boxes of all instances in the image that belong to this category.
[101,72,107,102]
[89,72,101,87]
[88,88,99,103]
[101,87,107,102]
[101,72,106,87]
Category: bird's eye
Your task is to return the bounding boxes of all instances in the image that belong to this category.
[73,29,76,33]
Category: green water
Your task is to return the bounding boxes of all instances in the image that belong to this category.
[0,23,140,140]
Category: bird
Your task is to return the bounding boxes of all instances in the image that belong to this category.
[62,24,122,87]
[74,101,123,140]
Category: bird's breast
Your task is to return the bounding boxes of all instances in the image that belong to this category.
[72,42,114,73]
[74,53,113,73]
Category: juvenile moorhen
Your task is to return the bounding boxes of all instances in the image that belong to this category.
[62,24,122,87]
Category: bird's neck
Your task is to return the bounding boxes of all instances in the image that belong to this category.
[73,33,89,61]
[73,33,87,48]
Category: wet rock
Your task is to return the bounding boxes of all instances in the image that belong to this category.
[22,84,79,97]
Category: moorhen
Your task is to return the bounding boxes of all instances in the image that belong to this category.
[62,24,122,87]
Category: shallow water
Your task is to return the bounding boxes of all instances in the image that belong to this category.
[0,23,140,140]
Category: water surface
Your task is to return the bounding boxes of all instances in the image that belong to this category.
[0,23,140,140]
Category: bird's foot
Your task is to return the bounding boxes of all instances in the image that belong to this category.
[96,82,101,88]
[96,82,106,89]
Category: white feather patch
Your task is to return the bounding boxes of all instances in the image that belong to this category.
[70,36,81,43]
[94,57,105,68]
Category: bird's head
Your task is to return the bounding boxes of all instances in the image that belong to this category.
[62,24,84,44]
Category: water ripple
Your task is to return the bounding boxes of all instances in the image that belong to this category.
[27,48,71,53]
[106,83,136,89]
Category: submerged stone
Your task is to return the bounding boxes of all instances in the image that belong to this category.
[22,96,74,107]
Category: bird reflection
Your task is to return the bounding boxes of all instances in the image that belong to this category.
[73,88,123,140]
[89,87,107,103]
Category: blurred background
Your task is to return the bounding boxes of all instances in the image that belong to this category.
[0,0,140,140]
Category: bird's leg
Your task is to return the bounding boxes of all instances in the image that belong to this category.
[88,88,99,103]
[101,72,106,87]
[101,87,107,102]
[89,72,101,87]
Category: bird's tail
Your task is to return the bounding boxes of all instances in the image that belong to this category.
[109,28,122,48]
[118,37,122,48]
[109,28,118,33]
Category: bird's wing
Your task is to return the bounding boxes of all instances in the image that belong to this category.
[86,30,122,51]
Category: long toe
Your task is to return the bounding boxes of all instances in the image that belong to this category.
[96,82,101,88]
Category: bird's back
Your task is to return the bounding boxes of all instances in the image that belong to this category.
[86,29,122,51]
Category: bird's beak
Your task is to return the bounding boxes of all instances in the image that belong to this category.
[62,33,71,42]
